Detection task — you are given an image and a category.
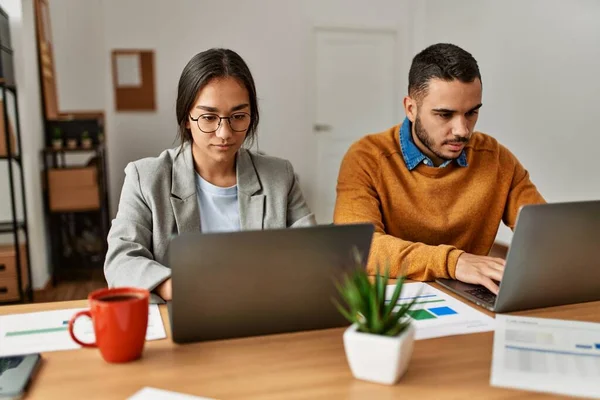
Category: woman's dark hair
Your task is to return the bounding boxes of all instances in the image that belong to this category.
[176,48,259,147]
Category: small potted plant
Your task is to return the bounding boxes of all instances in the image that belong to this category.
[51,127,63,150]
[66,135,78,149]
[334,256,418,385]
[81,131,92,149]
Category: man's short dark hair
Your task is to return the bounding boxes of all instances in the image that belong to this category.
[408,43,481,101]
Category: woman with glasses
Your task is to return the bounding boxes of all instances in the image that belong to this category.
[104,48,316,301]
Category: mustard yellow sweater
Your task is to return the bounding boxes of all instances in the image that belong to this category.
[334,125,545,280]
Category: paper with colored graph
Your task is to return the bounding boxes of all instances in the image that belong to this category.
[0,304,166,356]
[491,314,600,399]
[386,282,495,340]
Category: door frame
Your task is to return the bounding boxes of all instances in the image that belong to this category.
[310,25,402,127]
[310,25,402,223]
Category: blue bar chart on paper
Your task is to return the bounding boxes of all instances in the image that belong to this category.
[385,283,495,340]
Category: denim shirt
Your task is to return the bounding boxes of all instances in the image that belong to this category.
[399,117,468,170]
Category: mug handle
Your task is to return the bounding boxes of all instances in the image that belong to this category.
[68,310,96,348]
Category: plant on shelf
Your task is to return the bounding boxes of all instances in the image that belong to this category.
[334,250,418,385]
[81,131,92,149]
[66,135,77,149]
[51,127,63,150]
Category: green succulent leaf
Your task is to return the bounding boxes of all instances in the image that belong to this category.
[332,248,417,337]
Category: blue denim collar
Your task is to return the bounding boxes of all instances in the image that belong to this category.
[399,117,468,170]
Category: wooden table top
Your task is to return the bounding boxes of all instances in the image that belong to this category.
[1,283,599,400]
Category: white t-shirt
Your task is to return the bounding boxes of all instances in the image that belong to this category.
[195,173,241,233]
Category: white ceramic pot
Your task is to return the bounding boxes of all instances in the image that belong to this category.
[343,323,415,385]
[81,138,92,149]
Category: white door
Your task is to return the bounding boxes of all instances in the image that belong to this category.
[314,28,398,223]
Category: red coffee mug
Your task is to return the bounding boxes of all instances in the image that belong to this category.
[68,287,150,363]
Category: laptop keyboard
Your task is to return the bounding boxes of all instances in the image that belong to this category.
[465,287,497,305]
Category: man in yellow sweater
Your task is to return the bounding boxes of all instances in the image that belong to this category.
[334,43,545,295]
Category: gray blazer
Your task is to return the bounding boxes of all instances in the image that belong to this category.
[104,144,316,294]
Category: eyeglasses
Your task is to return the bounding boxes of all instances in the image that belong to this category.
[189,112,251,133]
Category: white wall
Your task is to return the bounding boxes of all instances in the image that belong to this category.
[413,0,600,243]
[48,0,104,111]
[50,0,413,216]
[0,0,50,289]
[49,0,600,247]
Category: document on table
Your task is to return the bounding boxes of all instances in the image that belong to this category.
[491,314,600,399]
[386,282,495,340]
[128,387,215,400]
[0,304,166,356]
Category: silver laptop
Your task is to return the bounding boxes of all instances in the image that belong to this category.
[168,223,374,343]
[437,200,600,313]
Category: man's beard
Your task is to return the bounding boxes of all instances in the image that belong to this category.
[414,115,469,161]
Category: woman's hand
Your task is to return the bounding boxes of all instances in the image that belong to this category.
[155,278,172,301]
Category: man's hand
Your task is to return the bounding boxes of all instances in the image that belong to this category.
[455,253,505,295]
[155,278,172,301]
